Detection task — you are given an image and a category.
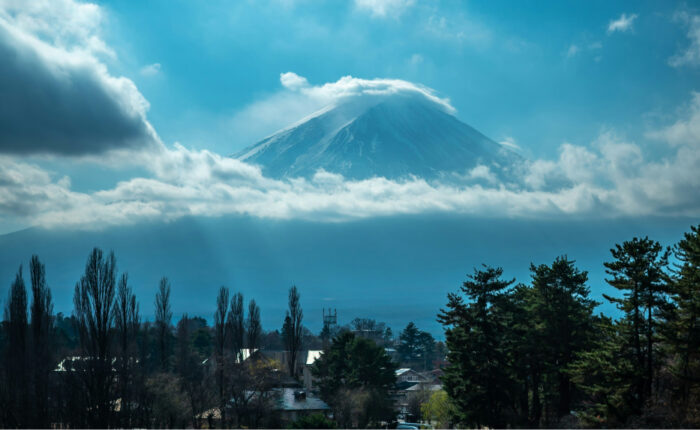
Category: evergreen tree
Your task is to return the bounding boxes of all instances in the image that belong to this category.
[311,331,397,427]
[568,315,638,427]
[437,265,514,428]
[398,321,435,369]
[603,237,669,404]
[529,256,598,422]
[498,283,538,426]
[666,225,700,420]
[398,321,421,363]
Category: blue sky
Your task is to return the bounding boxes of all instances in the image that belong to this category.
[100,0,698,157]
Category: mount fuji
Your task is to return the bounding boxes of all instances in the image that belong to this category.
[235,92,520,180]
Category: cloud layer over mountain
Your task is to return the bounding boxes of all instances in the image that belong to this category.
[2,93,699,230]
[0,0,699,232]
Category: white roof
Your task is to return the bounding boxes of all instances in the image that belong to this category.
[306,350,323,365]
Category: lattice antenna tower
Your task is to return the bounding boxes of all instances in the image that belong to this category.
[323,308,337,331]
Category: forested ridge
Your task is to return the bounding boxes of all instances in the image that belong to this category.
[0,224,699,428]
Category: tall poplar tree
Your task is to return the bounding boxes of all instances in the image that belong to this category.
[228,292,245,363]
[4,266,28,427]
[29,255,53,428]
[155,277,173,371]
[247,300,261,351]
[214,286,229,426]
[282,285,303,378]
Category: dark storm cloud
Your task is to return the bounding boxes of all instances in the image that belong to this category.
[0,19,157,156]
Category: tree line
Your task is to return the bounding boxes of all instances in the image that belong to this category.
[3,225,697,428]
[0,247,312,428]
[438,224,700,428]
[0,247,443,428]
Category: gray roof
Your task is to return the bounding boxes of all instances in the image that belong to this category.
[275,388,330,412]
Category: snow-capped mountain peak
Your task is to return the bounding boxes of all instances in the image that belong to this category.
[235,92,519,180]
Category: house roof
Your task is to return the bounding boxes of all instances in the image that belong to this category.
[275,388,330,412]
[306,350,323,365]
[406,383,442,392]
[395,381,420,391]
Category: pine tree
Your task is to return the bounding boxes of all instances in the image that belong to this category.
[311,331,397,427]
[666,225,700,418]
[398,321,420,363]
[529,256,598,423]
[568,315,638,427]
[437,265,514,428]
[603,237,669,404]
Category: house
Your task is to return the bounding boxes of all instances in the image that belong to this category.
[396,368,426,384]
[392,368,442,421]
[196,387,330,427]
[302,350,323,391]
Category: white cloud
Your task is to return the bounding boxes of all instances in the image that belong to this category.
[229,73,455,145]
[0,0,114,58]
[354,0,415,18]
[424,14,492,47]
[140,62,161,77]
[565,41,604,61]
[280,71,309,90]
[607,13,638,34]
[409,53,423,65]
[566,44,579,58]
[646,91,700,146]
[669,12,700,67]
[499,137,521,151]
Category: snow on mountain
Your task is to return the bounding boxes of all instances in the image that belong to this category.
[235,92,520,180]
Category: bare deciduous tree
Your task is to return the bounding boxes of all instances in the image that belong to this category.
[155,277,173,371]
[73,248,118,428]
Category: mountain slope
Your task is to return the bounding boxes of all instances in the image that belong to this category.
[236,94,519,180]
